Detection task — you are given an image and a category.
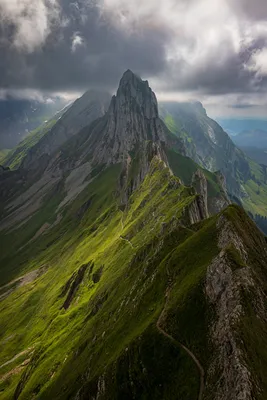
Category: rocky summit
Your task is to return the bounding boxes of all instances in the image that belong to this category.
[1,71,267,400]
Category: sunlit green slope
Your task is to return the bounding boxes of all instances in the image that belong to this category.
[1,158,267,400]
[3,119,57,169]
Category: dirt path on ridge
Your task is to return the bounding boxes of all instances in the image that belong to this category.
[119,212,134,249]
[156,288,205,400]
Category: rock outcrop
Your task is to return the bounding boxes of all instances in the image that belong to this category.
[87,70,183,165]
[205,212,267,400]
[118,142,170,206]
[191,168,230,216]
[191,169,209,218]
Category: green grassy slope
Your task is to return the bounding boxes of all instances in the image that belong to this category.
[166,148,226,211]
[164,113,192,145]
[1,159,267,399]
[0,149,10,164]
[0,159,199,399]
[242,159,267,215]
[3,118,57,169]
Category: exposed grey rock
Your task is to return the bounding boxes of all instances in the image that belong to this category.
[191,169,209,218]
[118,141,170,206]
[204,214,267,400]
[0,166,63,232]
[206,251,253,400]
[57,162,92,210]
[215,171,228,194]
[96,373,106,400]
[89,70,181,166]
[187,194,208,224]
[21,90,111,170]
[217,215,248,262]
[191,168,230,216]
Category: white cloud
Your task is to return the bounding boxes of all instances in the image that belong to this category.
[0,88,46,100]
[100,0,267,117]
[248,48,267,76]
[101,0,267,87]
[0,0,60,52]
[71,32,84,53]
[1,0,267,117]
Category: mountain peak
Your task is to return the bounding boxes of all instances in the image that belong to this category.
[118,69,146,91]
[120,69,142,82]
[113,69,158,119]
[191,101,207,115]
[86,70,174,166]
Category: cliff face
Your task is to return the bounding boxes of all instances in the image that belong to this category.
[191,168,230,218]
[205,209,267,400]
[118,141,171,206]
[74,70,184,166]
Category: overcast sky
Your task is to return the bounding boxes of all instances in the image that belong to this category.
[1,0,267,117]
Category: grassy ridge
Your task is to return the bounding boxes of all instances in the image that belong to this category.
[0,159,200,398]
[0,149,10,164]
[3,118,57,169]
[1,160,267,399]
[166,148,222,199]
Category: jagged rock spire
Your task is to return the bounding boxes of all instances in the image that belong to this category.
[94,70,167,165]
[113,69,159,119]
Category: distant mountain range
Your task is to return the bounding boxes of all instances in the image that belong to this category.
[1,71,267,400]
[227,129,267,166]
[158,101,267,218]
[217,117,267,136]
[0,97,68,149]
[232,129,267,148]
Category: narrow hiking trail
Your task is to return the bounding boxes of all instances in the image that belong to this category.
[156,288,205,400]
[119,211,134,249]
[0,347,34,370]
[119,210,203,396]
[119,236,134,249]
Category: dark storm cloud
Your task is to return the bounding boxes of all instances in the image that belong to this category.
[1,0,267,101]
[156,23,267,95]
[164,51,254,95]
[0,0,170,94]
[229,0,267,21]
